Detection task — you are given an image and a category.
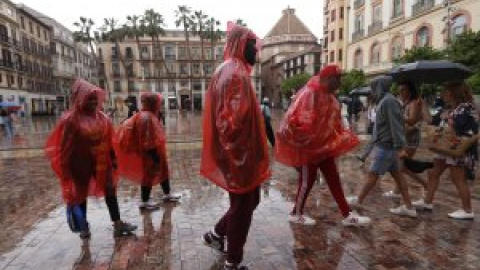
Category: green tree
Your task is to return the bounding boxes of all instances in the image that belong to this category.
[125,15,146,89]
[191,10,208,79]
[339,69,366,96]
[281,73,311,98]
[394,46,445,64]
[447,31,480,94]
[204,17,222,68]
[175,5,194,110]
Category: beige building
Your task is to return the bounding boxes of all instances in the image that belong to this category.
[323,0,348,69]
[0,2,54,116]
[346,0,480,77]
[261,7,319,106]
[97,31,261,113]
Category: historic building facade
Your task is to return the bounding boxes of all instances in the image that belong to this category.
[97,31,261,113]
[261,7,319,106]
[346,0,480,77]
[323,0,348,68]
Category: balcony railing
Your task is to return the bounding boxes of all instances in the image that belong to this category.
[0,59,15,69]
[412,0,435,17]
[352,29,365,42]
[368,21,383,36]
[0,35,12,45]
[354,0,365,10]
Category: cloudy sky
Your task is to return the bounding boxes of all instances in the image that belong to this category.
[17,0,324,39]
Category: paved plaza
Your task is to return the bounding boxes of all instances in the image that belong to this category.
[1,111,480,270]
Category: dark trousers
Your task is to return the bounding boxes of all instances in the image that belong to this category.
[141,179,171,202]
[292,157,351,217]
[265,120,275,147]
[79,185,120,222]
[214,187,260,264]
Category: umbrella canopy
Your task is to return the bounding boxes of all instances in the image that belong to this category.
[389,60,472,84]
[350,86,371,96]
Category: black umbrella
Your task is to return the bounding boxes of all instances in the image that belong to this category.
[337,95,351,104]
[389,60,473,84]
[350,86,371,96]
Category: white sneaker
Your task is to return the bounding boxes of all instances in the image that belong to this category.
[139,201,160,210]
[389,205,418,218]
[383,190,402,199]
[412,199,433,210]
[448,209,474,220]
[346,196,359,207]
[163,193,182,202]
[342,211,371,227]
[288,214,316,225]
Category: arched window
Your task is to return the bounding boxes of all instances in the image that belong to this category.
[391,36,403,60]
[370,42,381,65]
[416,26,430,47]
[451,14,468,38]
[354,49,363,69]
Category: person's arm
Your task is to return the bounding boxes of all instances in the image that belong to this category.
[429,135,479,158]
[405,100,422,126]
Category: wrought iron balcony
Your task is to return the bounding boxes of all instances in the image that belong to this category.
[354,0,365,10]
[412,0,435,17]
[352,29,365,42]
[368,21,383,36]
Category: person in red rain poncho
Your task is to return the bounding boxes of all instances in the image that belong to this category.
[114,92,181,211]
[45,79,137,239]
[200,22,270,270]
[275,65,371,227]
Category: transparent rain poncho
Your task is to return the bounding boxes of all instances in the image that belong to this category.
[200,23,270,194]
[45,79,117,205]
[114,92,169,186]
[275,76,359,167]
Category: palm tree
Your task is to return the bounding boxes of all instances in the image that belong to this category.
[235,19,248,27]
[73,17,111,106]
[191,10,208,80]
[125,15,146,90]
[204,17,222,68]
[142,9,168,95]
[100,18,131,94]
[175,5,194,110]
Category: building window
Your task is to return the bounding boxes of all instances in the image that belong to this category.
[416,26,430,47]
[330,30,335,42]
[178,46,187,59]
[192,80,202,91]
[354,49,363,69]
[370,42,381,64]
[193,63,200,74]
[372,4,382,23]
[450,14,468,39]
[331,9,336,22]
[164,45,176,60]
[112,62,120,75]
[329,51,334,63]
[391,36,403,60]
[392,0,403,19]
[339,28,344,40]
[140,46,149,59]
[338,49,343,61]
[354,14,364,32]
[114,81,121,92]
[340,7,344,19]
[179,63,189,75]
[125,47,134,59]
[180,80,189,88]
[127,80,135,92]
[36,26,41,38]
[20,17,25,29]
[29,22,33,34]
[44,30,48,41]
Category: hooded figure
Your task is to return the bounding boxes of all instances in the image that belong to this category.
[261,97,275,147]
[45,79,137,239]
[201,23,270,270]
[114,92,180,209]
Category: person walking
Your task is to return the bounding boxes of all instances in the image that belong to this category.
[275,64,371,226]
[45,79,137,239]
[261,97,275,147]
[115,92,180,211]
[347,76,417,218]
[200,23,271,270]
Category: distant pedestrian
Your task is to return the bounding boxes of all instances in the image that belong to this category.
[261,97,275,147]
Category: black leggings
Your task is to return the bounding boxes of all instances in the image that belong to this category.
[79,186,120,223]
[141,179,171,202]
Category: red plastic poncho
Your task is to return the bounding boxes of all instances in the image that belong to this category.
[45,79,117,205]
[275,76,359,167]
[114,92,169,186]
[200,23,270,194]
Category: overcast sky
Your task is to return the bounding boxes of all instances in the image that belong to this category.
[17,0,323,39]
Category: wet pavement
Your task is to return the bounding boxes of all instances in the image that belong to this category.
[1,111,480,270]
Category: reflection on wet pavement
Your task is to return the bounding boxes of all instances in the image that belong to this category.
[0,112,480,270]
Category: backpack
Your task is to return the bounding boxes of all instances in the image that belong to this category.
[116,115,140,153]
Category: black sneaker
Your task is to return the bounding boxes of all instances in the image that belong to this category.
[113,221,137,237]
[202,231,225,254]
[224,262,249,270]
